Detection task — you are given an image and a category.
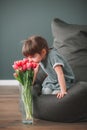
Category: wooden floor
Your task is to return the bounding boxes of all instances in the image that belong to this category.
[0,85,87,130]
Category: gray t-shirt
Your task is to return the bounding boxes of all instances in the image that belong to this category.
[40,48,75,90]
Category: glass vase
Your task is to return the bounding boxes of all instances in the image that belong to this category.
[19,84,33,124]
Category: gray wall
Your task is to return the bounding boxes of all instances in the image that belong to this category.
[0,0,87,79]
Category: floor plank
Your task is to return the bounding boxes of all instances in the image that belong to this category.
[0,85,87,130]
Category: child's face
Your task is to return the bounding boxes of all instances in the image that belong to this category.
[28,49,46,63]
[28,53,43,63]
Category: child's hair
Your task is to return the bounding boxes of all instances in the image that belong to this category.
[22,35,49,57]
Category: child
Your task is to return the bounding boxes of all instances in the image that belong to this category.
[22,35,75,98]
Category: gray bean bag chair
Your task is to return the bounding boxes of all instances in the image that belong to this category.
[32,18,87,122]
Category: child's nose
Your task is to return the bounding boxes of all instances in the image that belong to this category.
[28,58,33,62]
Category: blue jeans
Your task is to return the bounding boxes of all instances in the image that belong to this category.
[42,87,60,95]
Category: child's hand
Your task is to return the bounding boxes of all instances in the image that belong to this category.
[56,91,67,99]
[34,64,39,74]
[32,64,39,85]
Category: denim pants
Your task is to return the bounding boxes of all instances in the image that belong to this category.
[42,87,60,94]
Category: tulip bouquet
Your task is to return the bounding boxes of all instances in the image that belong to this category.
[12,58,37,123]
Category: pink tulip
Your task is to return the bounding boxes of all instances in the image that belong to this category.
[12,58,37,71]
[12,64,19,70]
[26,62,33,70]
[13,72,18,78]
[22,64,27,71]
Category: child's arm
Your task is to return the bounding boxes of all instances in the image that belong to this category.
[54,65,67,98]
[32,64,39,85]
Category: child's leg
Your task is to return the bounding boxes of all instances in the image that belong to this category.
[42,87,52,94]
[52,90,60,95]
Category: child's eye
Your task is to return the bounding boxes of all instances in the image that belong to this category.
[32,55,36,58]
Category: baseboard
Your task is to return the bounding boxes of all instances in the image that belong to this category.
[0,80,19,86]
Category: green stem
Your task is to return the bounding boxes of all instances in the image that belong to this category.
[22,84,32,120]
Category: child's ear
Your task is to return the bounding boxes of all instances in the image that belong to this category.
[41,49,46,55]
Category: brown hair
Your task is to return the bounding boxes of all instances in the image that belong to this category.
[22,35,49,57]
